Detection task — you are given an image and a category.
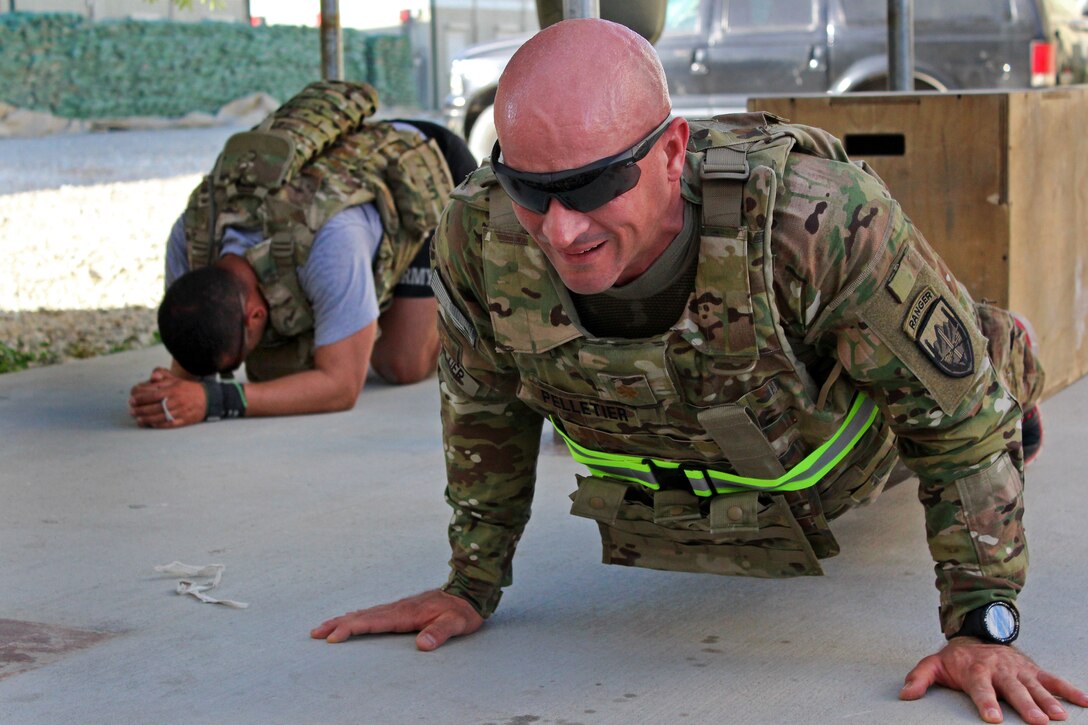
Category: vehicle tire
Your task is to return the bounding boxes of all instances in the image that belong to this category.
[467,104,497,163]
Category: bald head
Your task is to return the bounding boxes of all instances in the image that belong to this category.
[495,18,671,171]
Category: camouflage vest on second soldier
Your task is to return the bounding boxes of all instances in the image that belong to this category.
[478,114,903,578]
[182,81,453,381]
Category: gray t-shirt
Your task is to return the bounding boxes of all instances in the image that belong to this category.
[164,203,383,348]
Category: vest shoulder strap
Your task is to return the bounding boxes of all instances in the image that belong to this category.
[184,81,379,271]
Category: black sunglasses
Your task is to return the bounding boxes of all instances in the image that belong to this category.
[490,115,673,214]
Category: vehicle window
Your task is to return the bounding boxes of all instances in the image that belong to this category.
[724,0,816,31]
[664,0,703,34]
[840,0,1009,24]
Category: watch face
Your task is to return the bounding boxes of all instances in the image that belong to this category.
[984,603,1019,642]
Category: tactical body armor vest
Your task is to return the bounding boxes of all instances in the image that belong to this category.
[479,114,900,578]
[182,81,453,380]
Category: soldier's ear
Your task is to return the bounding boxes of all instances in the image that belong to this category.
[241,289,266,322]
[245,303,269,347]
[663,117,689,181]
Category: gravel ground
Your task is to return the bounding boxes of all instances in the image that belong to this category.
[0,126,237,370]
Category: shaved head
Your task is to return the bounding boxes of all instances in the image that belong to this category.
[495,18,671,171]
[491,17,689,294]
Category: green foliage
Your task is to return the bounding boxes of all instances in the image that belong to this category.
[107,334,150,355]
[0,318,159,375]
[0,12,416,119]
[0,342,53,374]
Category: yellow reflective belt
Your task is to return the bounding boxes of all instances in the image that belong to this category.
[552,393,878,497]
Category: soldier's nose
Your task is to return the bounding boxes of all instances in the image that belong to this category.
[539,199,591,251]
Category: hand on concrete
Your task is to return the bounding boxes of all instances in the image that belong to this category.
[310,589,484,651]
[900,637,1088,724]
[128,367,206,428]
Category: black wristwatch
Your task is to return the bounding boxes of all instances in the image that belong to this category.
[955,601,1020,645]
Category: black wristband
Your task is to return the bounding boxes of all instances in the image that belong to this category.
[954,601,1019,645]
[221,380,247,418]
[202,381,247,420]
[203,381,224,420]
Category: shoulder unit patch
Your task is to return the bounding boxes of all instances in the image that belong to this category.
[902,286,974,378]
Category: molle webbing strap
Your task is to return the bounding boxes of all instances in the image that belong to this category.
[487,183,522,234]
[552,392,878,497]
[700,145,750,229]
[697,405,787,479]
[700,399,837,552]
[694,142,758,360]
[430,271,478,347]
[181,177,216,270]
[262,81,378,181]
[183,81,379,273]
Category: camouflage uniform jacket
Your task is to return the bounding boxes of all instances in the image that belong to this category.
[183,81,453,380]
[432,113,1029,637]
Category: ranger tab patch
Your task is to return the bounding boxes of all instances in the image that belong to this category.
[902,286,974,378]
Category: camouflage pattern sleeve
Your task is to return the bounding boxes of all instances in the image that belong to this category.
[432,171,545,618]
[770,153,1026,637]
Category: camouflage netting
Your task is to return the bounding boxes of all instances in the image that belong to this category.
[0,12,417,119]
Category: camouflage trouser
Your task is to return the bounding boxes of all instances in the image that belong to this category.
[975,302,1045,411]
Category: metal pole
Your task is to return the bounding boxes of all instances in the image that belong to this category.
[430,0,440,109]
[888,0,914,91]
[320,0,343,81]
[562,0,600,20]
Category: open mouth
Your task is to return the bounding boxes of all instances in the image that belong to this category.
[565,241,605,257]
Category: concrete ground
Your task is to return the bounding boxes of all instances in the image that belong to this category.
[0,348,1086,725]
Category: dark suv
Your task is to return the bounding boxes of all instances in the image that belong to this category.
[445,0,1088,158]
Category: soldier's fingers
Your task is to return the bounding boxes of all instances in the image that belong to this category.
[321,621,357,644]
[312,592,482,646]
[150,403,176,428]
[993,675,1049,725]
[415,626,444,651]
[309,622,333,639]
[900,656,941,700]
[129,385,170,410]
[315,613,379,643]
[130,401,161,425]
[129,390,156,405]
[131,403,180,429]
[310,613,357,639]
[962,670,1004,724]
[416,610,477,652]
[314,606,421,643]
[1038,670,1088,708]
[1023,678,1068,721]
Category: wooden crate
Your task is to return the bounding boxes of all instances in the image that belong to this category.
[748,89,1088,397]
